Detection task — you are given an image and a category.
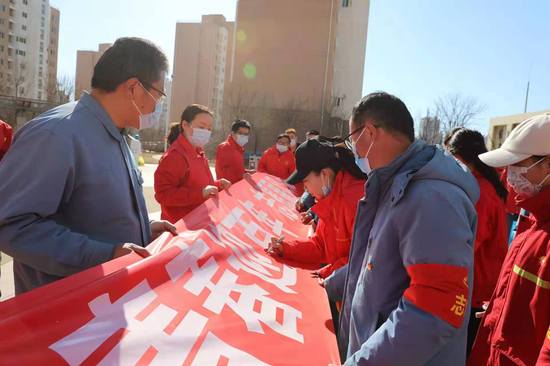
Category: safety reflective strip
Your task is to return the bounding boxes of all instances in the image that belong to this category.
[513,265,550,289]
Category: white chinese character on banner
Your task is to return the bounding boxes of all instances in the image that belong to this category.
[192,332,270,365]
[202,224,297,294]
[49,281,207,366]
[166,244,303,344]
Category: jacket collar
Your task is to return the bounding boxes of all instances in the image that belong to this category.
[366,140,434,206]
[311,170,348,219]
[174,133,204,157]
[518,186,550,223]
[78,92,123,142]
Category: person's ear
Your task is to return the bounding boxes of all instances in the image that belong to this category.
[125,78,140,98]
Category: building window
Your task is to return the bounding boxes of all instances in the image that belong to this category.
[0,32,4,39]
[21,24,27,31]
[38,92,42,99]
[23,0,28,4]
[342,0,352,7]
[22,11,28,18]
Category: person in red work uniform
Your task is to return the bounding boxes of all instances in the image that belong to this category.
[469,113,550,366]
[0,120,13,162]
[257,134,296,180]
[215,119,252,184]
[266,139,366,279]
[154,104,231,223]
[444,128,509,356]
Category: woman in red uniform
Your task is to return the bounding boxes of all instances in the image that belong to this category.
[154,104,231,223]
[266,139,366,279]
[445,128,509,356]
[257,134,296,180]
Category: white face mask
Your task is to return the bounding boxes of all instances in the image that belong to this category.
[131,83,163,130]
[234,133,249,147]
[276,144,288,153]
[507,157,549,198]
[290,138,297,147]
[189,127,211,147]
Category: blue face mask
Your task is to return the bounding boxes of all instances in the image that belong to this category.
[351,128,374,175]
[320,171,332,198]
[131,83,163,130]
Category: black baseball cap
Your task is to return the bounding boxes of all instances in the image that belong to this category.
[286,139,338,185]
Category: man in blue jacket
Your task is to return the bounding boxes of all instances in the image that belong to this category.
[0,38,176,295]
[325,92,479,365]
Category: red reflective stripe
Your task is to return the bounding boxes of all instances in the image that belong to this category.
[403,263,469,328]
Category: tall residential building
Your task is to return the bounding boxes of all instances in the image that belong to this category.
[74,43,111,99]
[487,109,550,150]
[224,0,369,151]
[169,14,234,129]
[46,6,58,101]
[0,0,59,101]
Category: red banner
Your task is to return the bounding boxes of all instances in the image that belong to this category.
[0,173,340,365]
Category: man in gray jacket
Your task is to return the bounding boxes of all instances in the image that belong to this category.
[0,38,176,295]
[325,92,479,365]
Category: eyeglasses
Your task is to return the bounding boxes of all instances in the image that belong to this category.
[343,124,378,149]
[138,80,167,105]
[343,125,366,150]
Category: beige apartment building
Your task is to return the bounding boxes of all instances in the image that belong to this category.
[169,14,234,130]
[487,109,550,150]
[74,42,111,99]
[222,0,370,152]
[0,0,59,101]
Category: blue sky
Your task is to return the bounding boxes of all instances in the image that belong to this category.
[52,0,549,133]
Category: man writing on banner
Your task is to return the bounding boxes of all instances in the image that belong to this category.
[0,38,176,295]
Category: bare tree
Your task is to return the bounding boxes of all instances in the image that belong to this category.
[275,97,309,128]
[223,82,258,123]
[434,93,486,136]
[48,75,74,104]
[12,61,26,98]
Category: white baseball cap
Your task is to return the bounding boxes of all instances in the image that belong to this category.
[479,113,550,168]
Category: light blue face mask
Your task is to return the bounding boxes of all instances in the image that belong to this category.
[132,83,163,130]
[351,128,374,175]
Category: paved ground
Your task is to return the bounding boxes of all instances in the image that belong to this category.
[0,161,216,301]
